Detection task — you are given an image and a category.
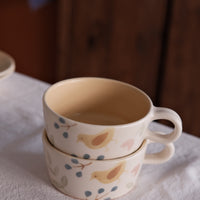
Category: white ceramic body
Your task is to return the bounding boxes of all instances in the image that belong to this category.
[42,130,174,200]
[43,77,182,159]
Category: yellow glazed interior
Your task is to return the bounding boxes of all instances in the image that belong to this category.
[44,78,151,125]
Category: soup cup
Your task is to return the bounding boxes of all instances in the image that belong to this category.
[43,77,181,159]
[42,130,174,200]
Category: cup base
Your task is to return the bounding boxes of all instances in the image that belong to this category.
[43,129,144,200]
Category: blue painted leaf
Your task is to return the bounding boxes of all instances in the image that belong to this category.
[65,164,72,170]
[111,186,118,192]
[71,158,79,164]
[83,154,90,159]
[97,155,105,160]
[59,117,66,124]
[98,188,105,194]
[76,171,82,177]
[85,191,92,197]
[54,122,59,129]
[104,198,111,200]
[71,154,78,157]
[63,132,68,138]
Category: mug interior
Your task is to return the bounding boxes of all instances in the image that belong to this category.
[44,78,151,125]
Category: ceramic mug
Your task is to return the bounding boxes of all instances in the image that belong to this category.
[0,51,15,80]
[42,130,175,200]
[43,77,182,159]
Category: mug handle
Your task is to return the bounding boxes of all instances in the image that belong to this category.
[143,142,175,164]
[146,107,182,144]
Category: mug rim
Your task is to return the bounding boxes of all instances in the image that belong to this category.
[42,129,147,162]
[43,77,153,127]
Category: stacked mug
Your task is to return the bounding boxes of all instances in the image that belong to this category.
[42,77,182,200]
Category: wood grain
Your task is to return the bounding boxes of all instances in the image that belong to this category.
[56,0,73,81]
[107,0,167,101]
[57,0,167,101]
[67,0,113,78]
[160,0,200,136]
[0,0,57,83]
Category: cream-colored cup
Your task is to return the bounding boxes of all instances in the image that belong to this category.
[0,51,15,80]
[43,77,182,159]
[42,130,174,200]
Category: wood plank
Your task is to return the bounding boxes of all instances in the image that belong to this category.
[56,0,73,81]
[0,0,57,83]
[68,0,113,78]
[61,0,167,101]
[107,0,167,100]
[160,0,200,136]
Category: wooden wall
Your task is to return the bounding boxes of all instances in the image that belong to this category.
[160,0,200,136]
[0,0,57,83]
[56,0,166,102]
[0,0,199,137]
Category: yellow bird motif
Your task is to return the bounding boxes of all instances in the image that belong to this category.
[91,161,126,184]
[77,128,114,149]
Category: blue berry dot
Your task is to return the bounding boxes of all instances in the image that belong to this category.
[98,188,105,194]
[83,154,90,159]
[76,171,82,177]
[71,158,79,164]
[85,191,92,197]
[63,132,68,138]
[97,155,105,160]
[54,122,59,129]
[111,186,118,192]
[59,117,66,124]
[65,164,72,170]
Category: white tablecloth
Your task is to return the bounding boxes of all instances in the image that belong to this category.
[0,73,200,200]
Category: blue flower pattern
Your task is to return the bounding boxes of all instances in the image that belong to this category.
[53,117,76,140]
[64,158,92,178]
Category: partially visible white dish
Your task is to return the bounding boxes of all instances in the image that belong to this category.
[0,51,15,80]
